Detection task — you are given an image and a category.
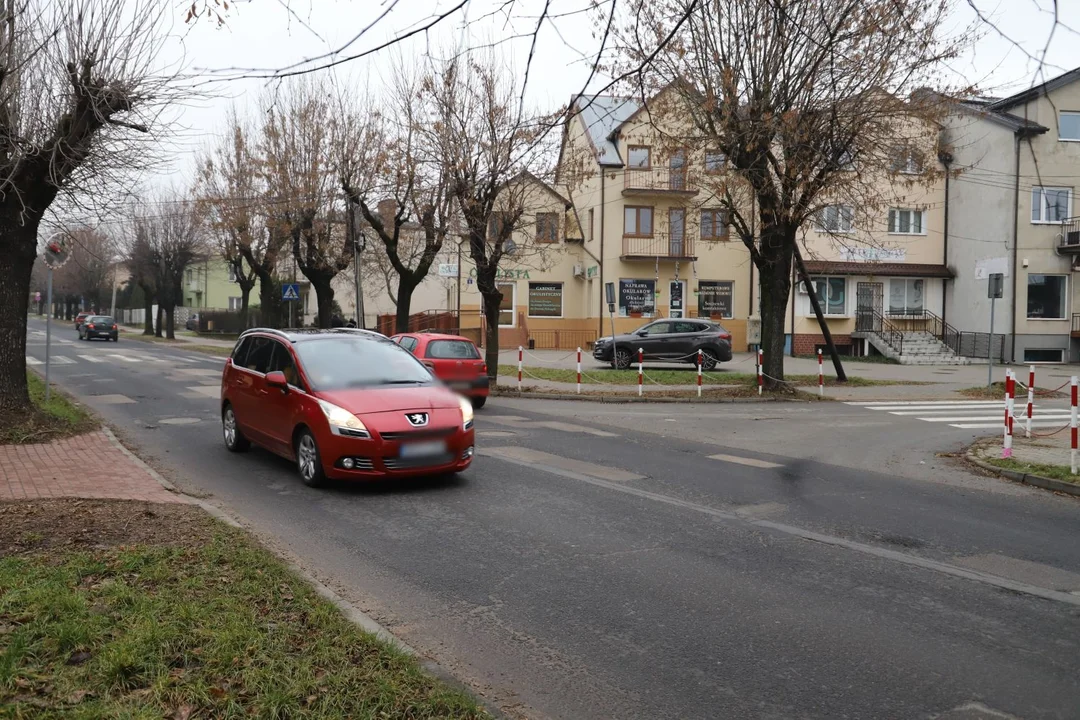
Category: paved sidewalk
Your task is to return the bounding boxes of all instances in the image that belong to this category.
[975,435,1080,470]
[0,430,185,503]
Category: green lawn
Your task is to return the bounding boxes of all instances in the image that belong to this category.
[0,503,488,719]
[183,345,234,358]
[0,372,97,445]
[502,365,922,388]
[982,456,1080,484]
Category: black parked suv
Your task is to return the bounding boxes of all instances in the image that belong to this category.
[593,319,733,370]
[78,315,119,342]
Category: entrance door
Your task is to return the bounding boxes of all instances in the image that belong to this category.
[669,149,688,191]
[855,282,883,333]
[669,280,686,318]
[669,209,686,257]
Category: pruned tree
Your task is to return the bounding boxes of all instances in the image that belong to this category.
[0,0,182,415]
[336,68,456,333]
[619,0,959,388]
[126,230,158,336]
[261,79,351,328]
[132,194,205,340]
[422,53,553,378]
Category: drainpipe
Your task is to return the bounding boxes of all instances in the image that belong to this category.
[598,168,606,336]
[1010,133,1021,363]
[941,155,951,325]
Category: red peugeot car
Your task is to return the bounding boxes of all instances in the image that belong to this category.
[220,328,475,487]
[391,332,489,408]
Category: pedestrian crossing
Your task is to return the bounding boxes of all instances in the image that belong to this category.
[25,351,221,368]
[846,400,1074,430]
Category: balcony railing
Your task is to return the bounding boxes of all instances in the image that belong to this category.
[1062,216,1080,250]
[622,230,697,259]
[623,167,699,195]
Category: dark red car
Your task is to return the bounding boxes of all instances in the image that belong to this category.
[391,332,489,408]
[220,328,475,487]
[74,311,92,329]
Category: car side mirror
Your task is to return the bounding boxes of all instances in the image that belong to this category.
[637,330,648,337]
[265,370,288,391]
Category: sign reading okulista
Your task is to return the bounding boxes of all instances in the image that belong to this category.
[468,267,531,280]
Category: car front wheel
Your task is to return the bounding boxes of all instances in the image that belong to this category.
[222,405,250,452]
[295,429,326,487]
[699,349,719,371]
[614,347,633,370]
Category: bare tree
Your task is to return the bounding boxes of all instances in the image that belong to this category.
[132,195,205,339]
[422,53,553,378]
[261,79,352,328]
[0,0,182,414]
[618,0,959,388]
[61,227,115,313]
[126,230,158,336]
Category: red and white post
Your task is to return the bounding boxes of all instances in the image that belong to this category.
[576,347,582,395]
[1071,376,1078,475]
[1002,369,1014,458]
[1025,365,1035,438]
[817,348,824,397]
[697,349,703,398]
[517,346,523,392]
[637,347,644,397]
[757,348,764,396]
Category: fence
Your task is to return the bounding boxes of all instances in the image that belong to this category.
[525,329,597,350]
[196,309,261,334]
[376,310,458,335]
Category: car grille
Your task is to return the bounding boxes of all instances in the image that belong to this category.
[383,453,455,470]
[379,427,456,441]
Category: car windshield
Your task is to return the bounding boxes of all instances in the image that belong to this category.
[89,316,114,324]
[294,336,434,390]
[427,339,480,359]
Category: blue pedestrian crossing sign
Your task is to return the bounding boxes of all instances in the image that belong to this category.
[282,283,301,301]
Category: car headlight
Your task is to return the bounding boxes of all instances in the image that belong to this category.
[595,337,610,345]
[317,399,370,438]
[459,396,474,430]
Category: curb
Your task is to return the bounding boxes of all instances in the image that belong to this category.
[965,450,1080,498]
[100,426,506,719]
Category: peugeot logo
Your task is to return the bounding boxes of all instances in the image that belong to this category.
[406,412,429,427]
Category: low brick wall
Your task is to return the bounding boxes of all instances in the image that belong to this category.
[792,333,853,355]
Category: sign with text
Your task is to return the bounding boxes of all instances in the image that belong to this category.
[618,278,655,317]
[669,281,685,318]
[988,272,1004,299]
[528,282,563,317]
[839,247,905,263]
[698,281,733,318]
[437,263,459,277]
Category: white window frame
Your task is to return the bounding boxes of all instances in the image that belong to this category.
[811,276,848,316]
[1026,273,1068,320]
[888,278,924,315]
[1059,111,1080,142]
[1023,348,1066,364]
[497,282,516,328]
[887,208,926,235]
[527,281,564,319]
[228,296,243,311]
[815,205,854,234]
[228,264,238,283]
[1031,187,1072,224]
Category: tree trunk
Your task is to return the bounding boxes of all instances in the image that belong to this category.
[793,243,847,382]
[164,305,176,340]
[477,282,503,383]
[142,290,154,335]
[256,271,278,329]
[394,274,419,334]
[238,277,255,329]
[311,276,335,329]
[756,234,794,390]
[0,223,38,413]
[155,306,163,338]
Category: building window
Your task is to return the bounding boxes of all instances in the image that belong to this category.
[700,209,728,240]
[1031,187,1071,223]
[488,211,514,239]
[227,264,238,283]
[527,282,563,317]
[888,278,924,315]
[697,280,733,318]
[497,283,516,327]
[618,278,656,317]
[1026,274,1067,319]
[624,206,654,236]
[816,205,854,233]
[1024,348,1065,363]
[627,145,651,168]
[1060,111,1080,141]
[536,212,559,243]
[888,208,925,235]
[813,277,847,315]
[228,296,243,311]
[704,150,726,173]
[889,147,922,174]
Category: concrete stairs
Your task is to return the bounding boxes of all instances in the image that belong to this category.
[860,330,972,365]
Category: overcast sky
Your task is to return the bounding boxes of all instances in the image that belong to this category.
[153,0,1080,189]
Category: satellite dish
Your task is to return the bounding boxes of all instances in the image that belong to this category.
[42,234,70,269]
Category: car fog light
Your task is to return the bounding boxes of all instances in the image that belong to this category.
[462,446,474,459]
[342,457,355,469]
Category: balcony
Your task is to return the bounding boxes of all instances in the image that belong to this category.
[623,167,699,196]
[1072,313,1080,338]
[1059,216,1080,253]
[622,230,697,261]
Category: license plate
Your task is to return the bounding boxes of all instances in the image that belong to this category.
[450,381,471,391]
[399,440,446,458]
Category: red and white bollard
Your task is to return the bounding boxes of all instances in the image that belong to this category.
[517,346,523,392]
[817,348,824,397]
[697,349,703,398]
[638,348,644,397]
[757,348,764,396]
[576,347,582,395]
[1026,364,1035,438]
[1002,369,1014,458]
[1071,376,1078,475]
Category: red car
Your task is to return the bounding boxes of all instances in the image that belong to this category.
[74,311,92,329]
[220,328,475,487]
[391,332,489,408]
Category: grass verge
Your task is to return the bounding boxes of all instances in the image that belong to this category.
[0,372,97,445]
[980,456,1080,484]
[958,382,1067,400]
[0,499,488,719]
[181,344,234,358]
[501,364,924,388]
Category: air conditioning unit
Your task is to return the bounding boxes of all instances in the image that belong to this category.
[573,264,585,278]
[797,284,809,294]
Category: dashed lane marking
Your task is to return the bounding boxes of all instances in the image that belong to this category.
[25,355,41,366]
[708,453,784,469]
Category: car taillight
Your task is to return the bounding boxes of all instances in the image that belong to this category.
[87,323,95,329]
[479,363,487,374]
[111,324,117,330]
[718,332,731,340]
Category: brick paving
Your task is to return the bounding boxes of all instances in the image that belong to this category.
[0,430,185,503]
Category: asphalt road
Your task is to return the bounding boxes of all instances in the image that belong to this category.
[25,318,1080,720]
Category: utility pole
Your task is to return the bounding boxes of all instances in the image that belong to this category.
[109,264,118,318]
[793,244,847,382]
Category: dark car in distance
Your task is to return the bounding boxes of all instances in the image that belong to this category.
[78,315,119,342]
[592,319,733,370]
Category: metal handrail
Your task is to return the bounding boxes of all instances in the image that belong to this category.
[855,305,904,355]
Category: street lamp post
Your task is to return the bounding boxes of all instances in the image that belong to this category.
[351,206,367,330]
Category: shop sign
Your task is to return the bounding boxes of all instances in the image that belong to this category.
[528,282,563,317]
[586,265,599,278]
[698,280,733,318]
[619,279,655,317]
[437,263,459,277]
[468,267,531,280]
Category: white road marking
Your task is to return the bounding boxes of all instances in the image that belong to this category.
[49,356,75,364]
[25,355,41,365]
[76,354,104,363]
[708,453,784,469]
[916,413,1072,423]
[851,398,1072,430]
[536,420,619,437]
[186,385,221,398]
[106,354,140,363]
[845,400,1004,407]
[950,420,1074,430]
